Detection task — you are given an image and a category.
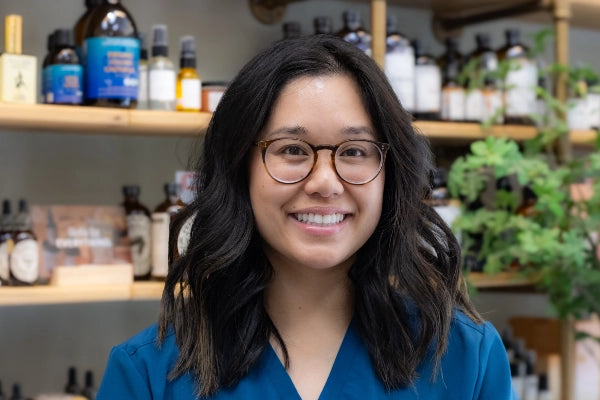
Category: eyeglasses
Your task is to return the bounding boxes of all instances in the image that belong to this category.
[255,138,390,185]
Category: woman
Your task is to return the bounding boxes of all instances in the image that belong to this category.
[97,35,514,399]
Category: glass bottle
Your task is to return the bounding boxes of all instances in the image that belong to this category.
[42,31,56,103]
[497,29,537,125]
[84,0,139,108]
[81,370,97,400]
[176,35,201,112]
[313,16,333,35]
[149,24,176,111]
[337,10,371,56]
[151,183,185,280]
[137,32,148,109]
[438,37,465,121]
[0,200,13,286]
[9,383,24,400]
[64,366,81,394]
[122,185,152,280]
[9,199,39,286]
[282,21,301,39]
[413,39,441,121]
[44,29,83,105]
[472,33,502,124]
[40,207,60,284]
[74,0,102,61]
[0,379,4,400]
[384,15,415,113]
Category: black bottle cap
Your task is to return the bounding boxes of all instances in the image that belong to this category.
[430,168,448,189]
[84,370,94,387]
[313,16,332,34]
[18,199,28,213]
[412,39,424,57]
[67,366,78,384]
[138,32,147,60]
[538,373,549,390]
[342,10,360,31]
[444,37,459,50]
[476,32,491,49]
[179,35,196,68]
[505,28,521,45]
[53,29,75,48]
[2,199,10,215]
[46,31,57,52]
[282,21,301,38]
[122,185,141,197]
[151,24,169,57]
[164,183,181,196]
[11,383,22,398]
[85,0,102,8]
[386,15,398,34]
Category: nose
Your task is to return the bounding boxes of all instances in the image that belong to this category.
[302,149,344,197]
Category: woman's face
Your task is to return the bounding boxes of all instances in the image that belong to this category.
[249,74,385,273]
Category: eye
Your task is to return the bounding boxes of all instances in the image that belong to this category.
[339,147,367,157]
[280,145,309,156]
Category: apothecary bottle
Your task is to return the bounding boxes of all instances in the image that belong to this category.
[337,10,371,56]
[10,199,39,286]
[74,0,101,61]
[438,37,465,121]
[0,199,13,286]
[413,39,441,120]
[151,183,184,280]
[385,15,414,112]
[176,35,201,112]
[122,185,152,280]
[43,29,83,105]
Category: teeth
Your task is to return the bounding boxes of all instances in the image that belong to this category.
[295,213,345,226]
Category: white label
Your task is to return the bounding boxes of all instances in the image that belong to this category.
[441,88,465,121]
[207,91,224,112]
[465,89,484,122]
[568,97,592,130]
[138,63,148,105]
[385,50,415,111]
[482,89,503,124]
[127,214,152,277]
[414,65,441,113]
[587,93,600,128]
[0,241,9,281]
[151,212,170,278]
[10,239,39,283]
[179,78,201,110]
[512,377,525,400]
[523,375,539,400]
[505,59,537,117]
[149,69,176,102]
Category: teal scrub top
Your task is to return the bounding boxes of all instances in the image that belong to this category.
[97,311,516,399]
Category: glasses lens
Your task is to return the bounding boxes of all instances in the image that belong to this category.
[335,141,383,184]
[264,139,314,183]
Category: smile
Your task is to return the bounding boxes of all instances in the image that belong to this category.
[294,213,346,226]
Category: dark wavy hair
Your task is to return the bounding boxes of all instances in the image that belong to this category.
[158,34,481,397]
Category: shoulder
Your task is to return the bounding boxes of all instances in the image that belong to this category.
[115,323,179,368]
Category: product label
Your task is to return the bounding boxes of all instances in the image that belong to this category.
[385,50,415,111]
[179,78,201,110]
[465,89,484,122]
[0,53,37,104]
[482,89,503,124]
[149,69,176,102]
[414,65,441,113]
[568,97,591,130]
[441,87,465,121]
[84,37,139,100]
[207,91,224,112]
[0,240,10,281]
[126,214,152,277]
[44,64,83,104]
[10,239,39,283]
[138,63,148,106]
[504,59,537,118]
[151,212,170,278]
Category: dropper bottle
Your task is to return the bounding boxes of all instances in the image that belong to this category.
[148,24,176,111]
[176,35,201,112]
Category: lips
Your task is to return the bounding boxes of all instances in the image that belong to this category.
[294,212,346,226]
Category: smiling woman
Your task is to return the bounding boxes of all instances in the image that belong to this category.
[96,35,515,400]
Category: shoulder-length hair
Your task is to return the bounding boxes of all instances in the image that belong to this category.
[159,34,480,397]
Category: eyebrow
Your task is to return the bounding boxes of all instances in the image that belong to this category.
[265,125,375,138]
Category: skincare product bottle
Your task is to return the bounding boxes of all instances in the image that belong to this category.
[148,24,176,111]
[176,36,201,112]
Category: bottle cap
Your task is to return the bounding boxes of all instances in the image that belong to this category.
[538,373,549,390]
[122,185,141,197]
[138,32,148,60]
[85,0,102,8]
[18,198,28,213]
[85,370,95,387]
[151,24,169,57]
[164,183,181,196]
[385,15,398,34]
[505,28,520,45]
[54,29,75,48]
[476,32,491,49]
[47,31,57,52]
[2,199,10,215]
[313,16,332,35]
[342,10,361,31]
[5,14,23,54]
[282,21,301,39]
[180,35,196,58]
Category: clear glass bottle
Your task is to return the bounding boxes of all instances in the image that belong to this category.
[137,32,149,109]
[313,16,333,35]
[84,0,139,108]
[10,199,39,286]
[337,10,371,56]
[470,33,501,124]
[413,39,441,120]
[176,35,201,112]
[74,0,101,61]
[282,21,301,39]
[438,37,465,121]
[497,28,537,125]
[149,24,176,111]
[384,15,415,112]
[122,185,152,280]
[151,183,184,280]
[43,29,83,105]
[0,200,13,286]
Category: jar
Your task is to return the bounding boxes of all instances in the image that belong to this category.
[201,81,228,112]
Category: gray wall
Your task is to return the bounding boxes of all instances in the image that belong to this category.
[1,0,599,396]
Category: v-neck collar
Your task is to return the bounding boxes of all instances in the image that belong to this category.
[263,320,361,400]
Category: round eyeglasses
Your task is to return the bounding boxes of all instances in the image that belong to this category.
[255,138,390,185]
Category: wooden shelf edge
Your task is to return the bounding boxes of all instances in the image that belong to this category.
[468,271,536,289]
[0,103,210,137]
[414,120,538,141]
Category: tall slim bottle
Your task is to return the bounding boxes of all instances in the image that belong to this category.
[384,15,415,112]
[313,16,333,35]
[84,0,139,108]
[176,36,201,112]
[122,185,152,280]
[413,39,441,120]
[282,22,301,39]
[10,199,39,286]
[472,33,502,124]
[337,10,371,56]
[151,183,184,280]
[438,37,465,121]
[0,200,13,286]
[149,24,176,111]
[497,29,537,125]
[74,0,101,61]
[137,32,148,109]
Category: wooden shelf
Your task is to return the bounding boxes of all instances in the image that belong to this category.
[414,120,539,141]
[0,103,210,137]
[468,271,536,288]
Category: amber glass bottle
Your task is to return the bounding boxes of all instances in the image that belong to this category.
[10,199,39,286]
[176,36,201,112]
[337,10,371,56]
[151,183,184,280]
[313,16,333,35]
[438,37,465,122]
[0,200,13,286]
[122,185,152,280]
[84,0,139,108]
[74,0,101,60]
